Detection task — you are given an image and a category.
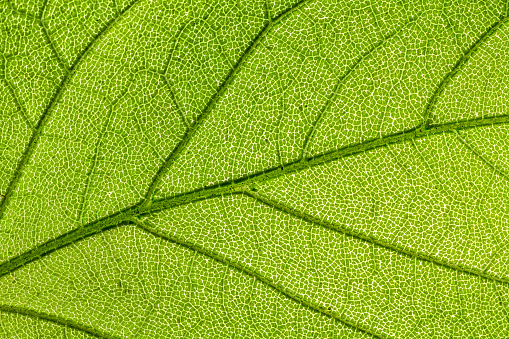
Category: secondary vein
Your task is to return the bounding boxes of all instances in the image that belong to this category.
[301,12,421,159]
[132,218,386,339]
[244,190,509,285]
[420,15,509,129]
[0,0,142,220]
[142,0,316,205]
[0,304,120,339]
[1,114,508,282]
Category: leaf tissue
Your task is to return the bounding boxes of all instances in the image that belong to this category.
[0,0,509,338]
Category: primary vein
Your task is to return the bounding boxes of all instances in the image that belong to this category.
[1,114,508,281]
[142,0,315,205]
[0,0,141,220]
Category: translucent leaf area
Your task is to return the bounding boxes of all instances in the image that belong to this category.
[0,0,509,338]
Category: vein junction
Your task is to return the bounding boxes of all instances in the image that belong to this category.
[1,114,509,281]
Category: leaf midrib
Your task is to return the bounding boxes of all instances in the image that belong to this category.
[0,2,508,338]
[1,0,507,282]
[1,114,509,282]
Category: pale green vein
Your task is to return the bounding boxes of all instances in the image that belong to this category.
[162,76,189,129]
[1,2,40,23]
[142,0,315,205]
[40,22,68,73]
[0,308,6,337]
[301,13,421,159]
[0,304,120,339]
[1,115,509,283]
[263,43,305,167]
[130,300,156,338]
[408,136,458,257]
[182,251,198,337]
[128,69,168,163]
[243,190,509,285]
[247,276,261,334]
[496,285,509,326]
[2,78,33,131]
[131,109,167,163]
[3,1,68,72]
[484,240,509,276]
[220,265,231,332]
[160,17,207,130]
[112,0,118,15]
[131,218,385,339]
[265,0,272,23]
[454,129,509,182]
[39,0,69,73]
[0,0,141,220]
[420,15,509,129]
[0,144,21,163]
[77,105,115,225]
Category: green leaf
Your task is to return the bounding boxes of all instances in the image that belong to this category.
[0,0,509,337]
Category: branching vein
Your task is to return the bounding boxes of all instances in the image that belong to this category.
[301,13,421,159]
[1,114,508,283]
[244,190,509,285]
[2,78,34,131]
[142,0,316,205]
[1,2,509,336]
[454,129,509,182]
[0,304,120,339]
[0,0,141,220]
[132,218,386,339]
[420,15,509,129]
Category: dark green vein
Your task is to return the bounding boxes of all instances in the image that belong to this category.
[1,2,40,23]
[454,129,509,181]
[142,0,314,204]
[2,78,33,131]
[1,115,509,281]
[0,304,120,339]
[420,15,509,129]
[244,190,509,285]
[131,219,385,339]
[39,17,69,73]
[3,1,68,72]
[0,0,141,220]
[301,13,420,159]
[144,114,509,216]
[77,106,115,225]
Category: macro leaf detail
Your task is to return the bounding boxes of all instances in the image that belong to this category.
[0,0,509,338]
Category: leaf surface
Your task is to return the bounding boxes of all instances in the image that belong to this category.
[1,0,509,338]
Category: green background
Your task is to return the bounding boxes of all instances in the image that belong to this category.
[1,0,509,337]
